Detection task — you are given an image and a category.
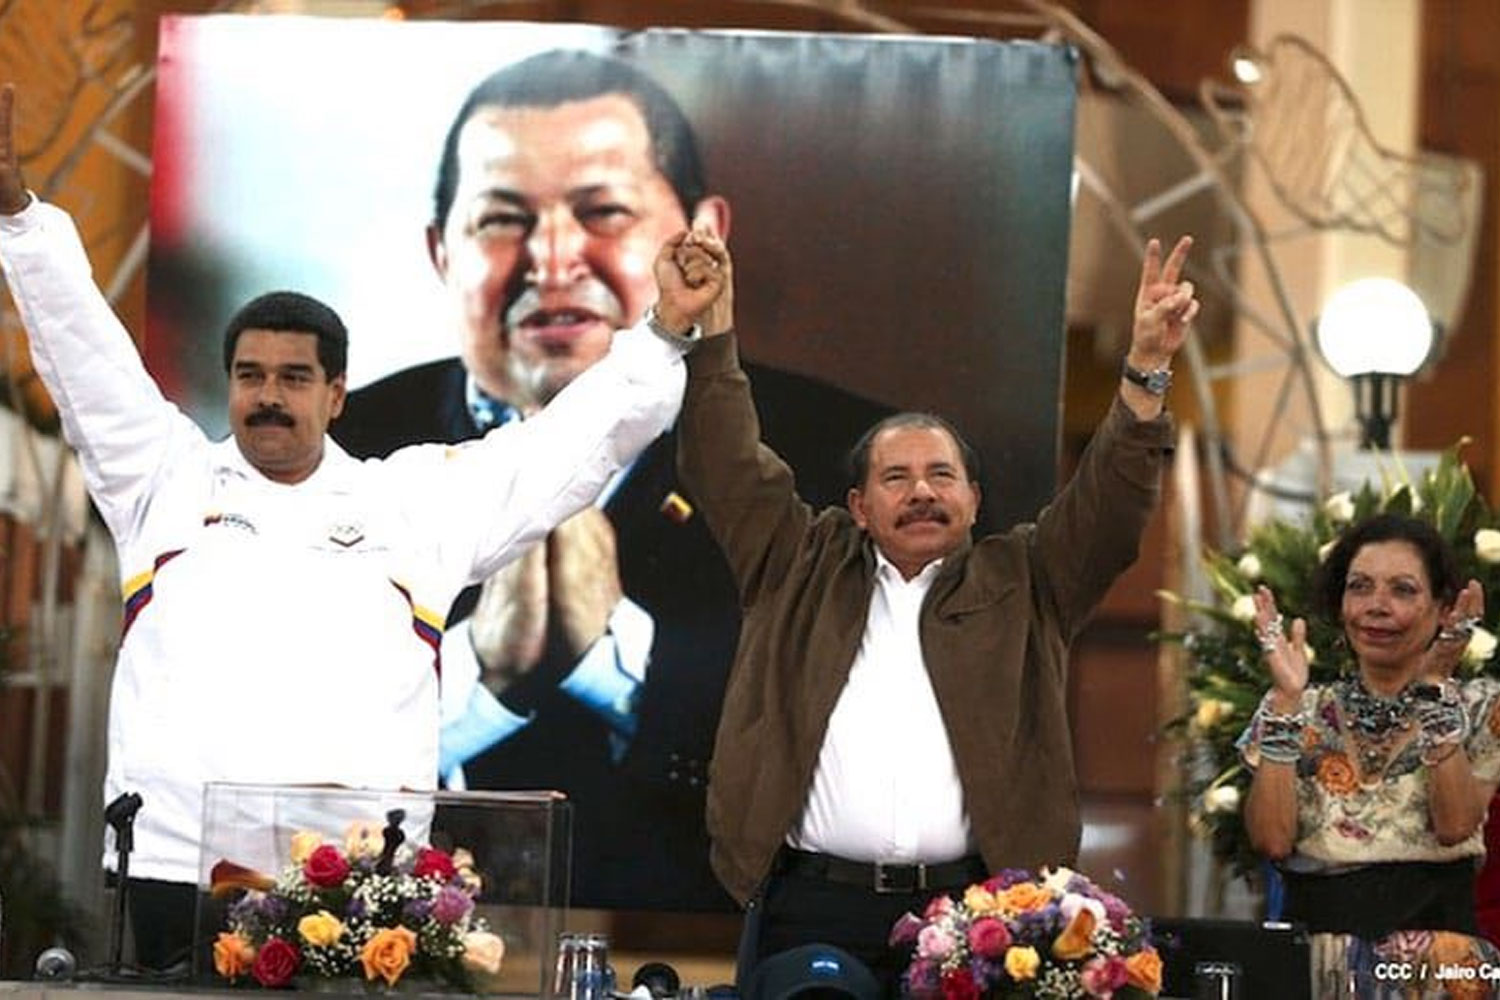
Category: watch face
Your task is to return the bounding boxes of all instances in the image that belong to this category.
[1124,365,1171,394]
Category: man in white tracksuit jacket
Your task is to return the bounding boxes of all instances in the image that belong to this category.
[0,84,725,970]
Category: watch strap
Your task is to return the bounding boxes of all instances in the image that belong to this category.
[1121,360,1172,395]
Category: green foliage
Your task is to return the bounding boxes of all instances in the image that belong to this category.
[1161,445,1500,879]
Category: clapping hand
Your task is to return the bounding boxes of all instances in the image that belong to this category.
[1421,578,1485,683]
[1254,584,1309,712]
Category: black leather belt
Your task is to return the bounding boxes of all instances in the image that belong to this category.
[777,847,987,895]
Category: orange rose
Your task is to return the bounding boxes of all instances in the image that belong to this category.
[999,882,1053,914]
[361,926,418,986]
[1051,908,1095,961]
[1124,948,1163,993]
[1315,753,1359,796]
[213,931,255,980]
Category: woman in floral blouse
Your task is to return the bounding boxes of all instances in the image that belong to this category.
[1242,513,1500,996]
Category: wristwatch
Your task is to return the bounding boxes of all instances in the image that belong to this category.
[644,304,703,348]
[1121,360,1172,395]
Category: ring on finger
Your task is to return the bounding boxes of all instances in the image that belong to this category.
[1256,613,1284,652]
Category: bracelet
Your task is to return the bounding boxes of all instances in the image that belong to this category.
[1254,693,1306,764]
[644,303,703,349]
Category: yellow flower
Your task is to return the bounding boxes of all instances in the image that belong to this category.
[453,847,484,893]
[1203,785,1240,814]
[461,931,507,976]
[1193,698,1234,731]
[1051,907,1096,960]
[1475,529,1500,564]
[213,932,255,980]
[288,830,324,865]
[1236,553,1262,580]
[1465,627,1498,664]
[1004,946,1040,980]
[963,884,1001,916]
[1324,491,1355,523]
[1040,866,1078,894]
[1230,594,1256,622]
[344,820,384,860]
[298,910,345,948]
[361,926,418,986]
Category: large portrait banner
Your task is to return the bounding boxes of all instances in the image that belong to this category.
[148,14,1077,910]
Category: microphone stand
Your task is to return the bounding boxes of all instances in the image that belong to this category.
[104,792,143,978]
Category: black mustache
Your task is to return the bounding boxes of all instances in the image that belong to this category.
[897,504,950,527]
[246,409,295,428]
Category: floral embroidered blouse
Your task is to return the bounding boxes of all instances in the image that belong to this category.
[1239,677,1500,871]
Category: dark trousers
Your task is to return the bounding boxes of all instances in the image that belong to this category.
[1282,859,1480,939]
[125,878,197,973]
[738,851,985,999]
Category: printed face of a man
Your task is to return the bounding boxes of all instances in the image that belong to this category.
[431,93,698,407]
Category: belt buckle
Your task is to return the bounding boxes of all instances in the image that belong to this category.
[873,861,925,894]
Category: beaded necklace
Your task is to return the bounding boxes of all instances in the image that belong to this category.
[1337,677,1418,783]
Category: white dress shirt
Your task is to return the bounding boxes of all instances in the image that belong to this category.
[789,551,975,862]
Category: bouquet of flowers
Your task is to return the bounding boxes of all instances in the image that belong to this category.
[1159,445,1500,877]
[210,812,506,990]
[891,867,1162,999]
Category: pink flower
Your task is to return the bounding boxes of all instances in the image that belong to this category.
[924,895,956,920]
[966,917,1011,959]
[904,959,941,999]
[1080,955,1130,997]
[889,912,925,948]
[917,924,957,960]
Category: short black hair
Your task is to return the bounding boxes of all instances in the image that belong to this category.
[432,49,707,232]
[1312,513,1461,621]
[845,412,981,491]
[221,290,348,380]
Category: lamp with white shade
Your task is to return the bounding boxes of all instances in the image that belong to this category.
[1313,277,1435,450]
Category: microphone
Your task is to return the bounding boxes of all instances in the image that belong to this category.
[35,946,77,981]
[104,791,144,975]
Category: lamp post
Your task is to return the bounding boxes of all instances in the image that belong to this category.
[1313,277,1435,450]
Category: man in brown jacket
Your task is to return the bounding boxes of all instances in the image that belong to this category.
[673,230,1198,992]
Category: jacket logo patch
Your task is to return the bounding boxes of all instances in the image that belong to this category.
[328,523,365,548]
[204,512,258,534]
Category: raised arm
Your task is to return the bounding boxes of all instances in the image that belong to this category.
[397,230,729,589]
[0,84,201,540]
[674,232,816,603]
[1419,581,1500,843]
[1242,586,1310,859]
[1032,236,1193,633]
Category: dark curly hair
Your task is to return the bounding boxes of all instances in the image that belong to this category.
[1312,512,1461,623]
